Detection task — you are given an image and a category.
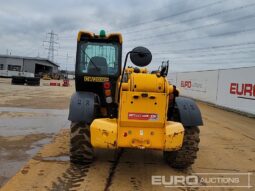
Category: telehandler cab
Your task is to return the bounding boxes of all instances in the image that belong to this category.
[68,30,203,169]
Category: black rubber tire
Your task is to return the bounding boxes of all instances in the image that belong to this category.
[11,76,25,85]
[163,126,200,169]
[70,122,94,164]
[26,77,40,86]
[26,77,40,81]
[26,81,40,86]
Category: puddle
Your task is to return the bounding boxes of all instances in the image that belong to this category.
[26,137,52,156]
[0,107,70,136]
[0,136,54,188]
[0,160,26,177]
[0,159,27,187]
[0,107,68,115]
[0,107,70,187]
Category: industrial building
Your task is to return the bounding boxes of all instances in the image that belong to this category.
[0,55,59,77]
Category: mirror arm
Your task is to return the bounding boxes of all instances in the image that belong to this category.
[118,49,152,102]
[166,61,169,76]
[118,51,132,102]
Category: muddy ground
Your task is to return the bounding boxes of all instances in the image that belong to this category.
[0,78,74,109]
[0,77,254,190]
[0,78,73,187]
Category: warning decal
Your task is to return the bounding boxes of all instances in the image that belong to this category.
[128,112,158,120]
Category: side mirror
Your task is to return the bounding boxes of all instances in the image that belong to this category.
[130,46,152,67]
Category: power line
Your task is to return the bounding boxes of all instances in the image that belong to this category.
[152,58,255,66]
[153,49,255,59]
[123,45,255,61]
[164,56,255,62]
[152,56,255,61]
[43,30,59,61]
[57,8,255,51]
[124,2,255,35]
[124,45,255,59]
[65,52,73,72]
[125,26,255,47]
[151,41,255,54]
[118,0,225,30]
[128,13,255,41]
[174,61,255,65]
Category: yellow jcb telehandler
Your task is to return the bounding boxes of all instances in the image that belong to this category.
[68,30,203,169]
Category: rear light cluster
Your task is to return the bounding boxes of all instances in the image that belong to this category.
[103,81,113,103]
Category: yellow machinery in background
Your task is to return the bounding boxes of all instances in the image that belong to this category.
[42,73,61,80]
[68,30,203,169]
[42,74,51,80]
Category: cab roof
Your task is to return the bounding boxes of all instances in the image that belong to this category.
[77,30,123,44]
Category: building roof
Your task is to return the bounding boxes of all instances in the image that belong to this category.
[0,54,59,67]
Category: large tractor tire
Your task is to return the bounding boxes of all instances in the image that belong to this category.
[163,126,200,169]
[26,77,40,86]
[70,122,94,164]
[11,76,25,85]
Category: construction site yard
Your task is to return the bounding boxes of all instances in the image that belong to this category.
[0,77,254,191]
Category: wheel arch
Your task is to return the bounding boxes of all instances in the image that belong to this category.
[175,97,203,127]
[68,91,96,123]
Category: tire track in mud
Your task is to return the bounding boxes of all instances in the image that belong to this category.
[123,161,143,191]
[2,102,255,190]
[104,149,204,191]
[45,163,90,191]
[130,176,143,191]
[41,149,125,191]
[104,149,124,191]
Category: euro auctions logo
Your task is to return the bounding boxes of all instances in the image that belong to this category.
[152,175,199,187]
[181,81,192,88]
[151,173,253,188]
[230,83,255,100]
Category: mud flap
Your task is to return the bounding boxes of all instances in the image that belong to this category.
[68,91,95,123]
[175,97,203,127]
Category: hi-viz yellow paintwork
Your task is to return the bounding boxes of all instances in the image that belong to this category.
[90,68,184,151]
[77,30,123,44]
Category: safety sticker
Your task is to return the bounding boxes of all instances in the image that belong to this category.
[128,112,158,120]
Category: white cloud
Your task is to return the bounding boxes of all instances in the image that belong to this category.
[0,0,254,71]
